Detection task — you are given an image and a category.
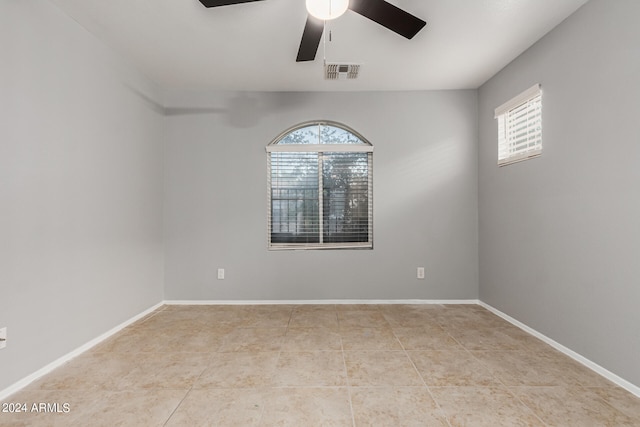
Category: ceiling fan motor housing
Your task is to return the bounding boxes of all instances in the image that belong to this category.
[325,63,360,80]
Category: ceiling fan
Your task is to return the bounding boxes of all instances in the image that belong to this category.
[198,0,427,62]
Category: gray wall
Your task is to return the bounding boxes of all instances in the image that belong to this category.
[163,90,479,300]
[478,0,640,386]
[0,0,165,391]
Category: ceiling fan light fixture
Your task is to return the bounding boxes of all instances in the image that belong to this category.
[306,0,349,21]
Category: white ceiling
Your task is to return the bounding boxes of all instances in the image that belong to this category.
[49,0,589,92]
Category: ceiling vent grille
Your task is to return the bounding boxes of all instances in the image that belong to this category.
[325,63,360,80]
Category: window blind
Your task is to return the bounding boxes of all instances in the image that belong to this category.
[266,122,373,250]
[495,84,542,166]
[267,150,373,249]
[269,152,320,244]
[322,152,372,245]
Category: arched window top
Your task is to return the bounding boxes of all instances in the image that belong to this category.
[269,121,372,147]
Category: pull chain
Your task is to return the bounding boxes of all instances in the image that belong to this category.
[323,20,327,62]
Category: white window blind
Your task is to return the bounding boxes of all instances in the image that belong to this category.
[266,122,373,250]
[494,84,542,166]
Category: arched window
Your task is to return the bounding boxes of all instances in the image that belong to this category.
[266,121,373,250]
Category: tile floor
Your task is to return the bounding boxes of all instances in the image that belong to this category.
[1,304,639,426]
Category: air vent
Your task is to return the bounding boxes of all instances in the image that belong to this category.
[324,63,360,80]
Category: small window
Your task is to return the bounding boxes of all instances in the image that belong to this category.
[494,84,542,166]
[266,121,373,250]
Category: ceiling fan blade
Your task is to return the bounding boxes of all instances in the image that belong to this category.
[296,15,324,62]
[198,0,264,7]
[348,0,426,39]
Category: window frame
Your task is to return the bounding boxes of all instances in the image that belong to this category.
[494,84,542,166]
[266,120,374,251]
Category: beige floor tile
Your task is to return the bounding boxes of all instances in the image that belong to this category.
[195,352,279,388]
[163,304,212,312]
[138,307,231,328]
[446,326,526,351]
[409,304,449,314]
[144,305,256,329]
[283,327,342,351]
[188,306,257,328]
[408,350,500,387]
[430,305,484,323]
[69,389,186,427]
[136,315,213,331]
[490,324,556,352]
[242,305,294,328]
[289,309,339,329]
[588,386,640,422]
[259,387,353,427]
[556,357,620,388]
[293,304,337,312]
[430,386,544,426]
[350,386,448,427]
[0,390,95,427]
[165,388,265,427]
[381,310,437,328]
[338,310,391,329]
[378,304,444,314]
[0,389,185,426]
[218,327,287,352]
[393,326,463,351]
[118,352,210,389]
[472,350,614,388]
[249,304,297,315]
[433,306,510,330]
[336,304,381,311]
[344,351,424,387]
[340,327,403,351]
[512,386,638,426]
[443,304,488,312]
[274,351,347,387]
[94,325,226,353]
[472,350,564,386]
[161,329,226,353]
[90,327,165,353]
[27,352,137,391]
[467,310,513,327]
[4,304,629,426]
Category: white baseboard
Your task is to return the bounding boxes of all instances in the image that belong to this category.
[478,301,640,398]
[164,299,481,306]
[0,302,165,402]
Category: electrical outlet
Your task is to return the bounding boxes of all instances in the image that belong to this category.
[417,267,425,279]
[0,327,6,349]
[217,268,225,280]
